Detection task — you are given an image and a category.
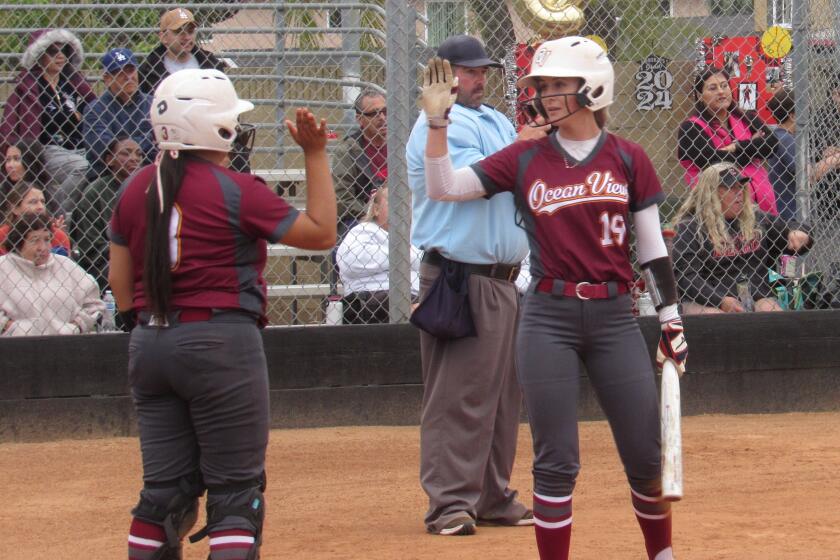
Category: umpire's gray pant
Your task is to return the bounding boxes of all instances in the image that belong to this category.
[418,262,528,532]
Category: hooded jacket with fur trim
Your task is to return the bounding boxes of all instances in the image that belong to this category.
[0,29,96,147]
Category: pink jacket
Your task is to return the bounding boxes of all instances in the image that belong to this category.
[680,114,778,215]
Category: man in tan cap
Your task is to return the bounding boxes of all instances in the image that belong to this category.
[137,7,227,95]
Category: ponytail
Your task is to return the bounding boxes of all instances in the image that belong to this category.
[143,151,189,321]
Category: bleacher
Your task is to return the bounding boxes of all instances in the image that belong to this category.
[256,169,341,325]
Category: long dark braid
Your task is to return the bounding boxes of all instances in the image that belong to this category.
[143,151,190,321]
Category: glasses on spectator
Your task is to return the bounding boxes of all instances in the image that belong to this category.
[45,43,73,57]
[719,167,749,189]
[173,23,198,35]
[357,107,387,118]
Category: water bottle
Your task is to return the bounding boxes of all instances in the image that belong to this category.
[325,296,343,326]
[736,276,754,312]
[637,291,657,316]
[100,290,117,332]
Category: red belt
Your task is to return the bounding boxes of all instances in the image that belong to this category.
[535,278,630,300]
[177,308,214,323]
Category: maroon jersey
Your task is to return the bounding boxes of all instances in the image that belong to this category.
[110,158,299,320]
[473,132,664,284]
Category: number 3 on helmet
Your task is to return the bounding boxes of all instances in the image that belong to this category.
[151,69,254,153]
[517,36,614,126]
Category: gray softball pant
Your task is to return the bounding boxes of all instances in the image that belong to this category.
[128,313,269,487]
[516,290,661,498]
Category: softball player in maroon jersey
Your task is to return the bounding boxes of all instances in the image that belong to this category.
[109,69,335,560]
[418,37,687,559]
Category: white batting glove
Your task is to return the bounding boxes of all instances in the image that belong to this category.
[420,57,458,125]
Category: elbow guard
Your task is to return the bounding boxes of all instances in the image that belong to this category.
[641,256,679,310]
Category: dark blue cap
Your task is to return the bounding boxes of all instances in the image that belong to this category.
[436,35,502,68]
[101,47,138,74]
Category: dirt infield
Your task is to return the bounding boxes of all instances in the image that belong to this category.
[2,412,839,559]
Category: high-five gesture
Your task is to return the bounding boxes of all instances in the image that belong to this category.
[420,57,458,126]
[286,107,328,153]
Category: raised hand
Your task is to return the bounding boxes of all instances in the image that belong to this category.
[285,108,328,153]
[419,57,458,122]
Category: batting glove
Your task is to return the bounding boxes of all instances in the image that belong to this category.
[657,318,687,376]
[419,57,458,124]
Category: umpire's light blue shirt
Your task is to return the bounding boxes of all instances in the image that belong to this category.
[407,103,528,265]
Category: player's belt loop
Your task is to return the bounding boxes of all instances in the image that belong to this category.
[574,281,592,300]
[551,278,567,297]
[607,281,618,298]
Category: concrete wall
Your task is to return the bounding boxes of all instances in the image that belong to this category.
[2,311,840,442]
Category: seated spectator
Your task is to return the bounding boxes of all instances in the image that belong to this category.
[332,89,388,233]
[767,88,797,220]
[137,8,228,95]
[336,186,420,324]
[2,138,51,209]
[809,74,840,212]
[73,136,142,288]
[0,213,104,336]
[0,28,96,222]
[83,48,155,178]
[677,65,779,214]
[672,163,812,314]
[0,181,70,256]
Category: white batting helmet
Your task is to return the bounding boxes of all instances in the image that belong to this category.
[517,36,614,111]
[151,69,254,152]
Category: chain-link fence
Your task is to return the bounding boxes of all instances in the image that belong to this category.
[1,1,839,336]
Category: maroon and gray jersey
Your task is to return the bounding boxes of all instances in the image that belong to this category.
[472,131,664,284]
[110,159,299,320]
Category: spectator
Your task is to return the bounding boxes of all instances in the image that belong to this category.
[0,213,104,336]
[332,89,388,232]
[767,88,797,220]
[137,8,228,95]
[72,136,142,288]
[0,28,95,221]
[83,48,155,177]
[336,186,421,324]
[809,74,840,211]
[1,138,51,206]
[677,65,779,214]
[672,163,812,314]
[0,181,70,257]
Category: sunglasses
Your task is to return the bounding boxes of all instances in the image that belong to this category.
[45,43,73,57]
[357,107,387,118]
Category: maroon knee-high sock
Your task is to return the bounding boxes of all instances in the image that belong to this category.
[128,517,167,560]
[631,488,673,559]
[533,492,573,560]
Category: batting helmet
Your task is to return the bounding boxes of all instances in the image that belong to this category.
[518,36,614,111]
[151,69,254,153]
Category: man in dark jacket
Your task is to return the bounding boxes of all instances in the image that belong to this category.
[137,7,228,95]
[332,89,388,232]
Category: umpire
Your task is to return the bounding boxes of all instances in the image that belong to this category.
[406,34,545,536]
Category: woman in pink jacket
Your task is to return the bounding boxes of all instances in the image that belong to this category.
[677,65,779,215]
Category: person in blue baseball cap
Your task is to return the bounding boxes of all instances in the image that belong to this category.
[81,47,155,179]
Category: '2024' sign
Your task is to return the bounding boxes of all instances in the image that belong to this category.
[634,55,673,111]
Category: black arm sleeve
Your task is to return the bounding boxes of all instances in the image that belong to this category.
[733,113,779,164]
[677,120,735,168]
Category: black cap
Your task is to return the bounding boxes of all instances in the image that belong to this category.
[436,35,502,68]
[719,166,750,188]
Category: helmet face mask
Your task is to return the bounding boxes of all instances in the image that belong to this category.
[518,90,589,128]
[151,69,254,153]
